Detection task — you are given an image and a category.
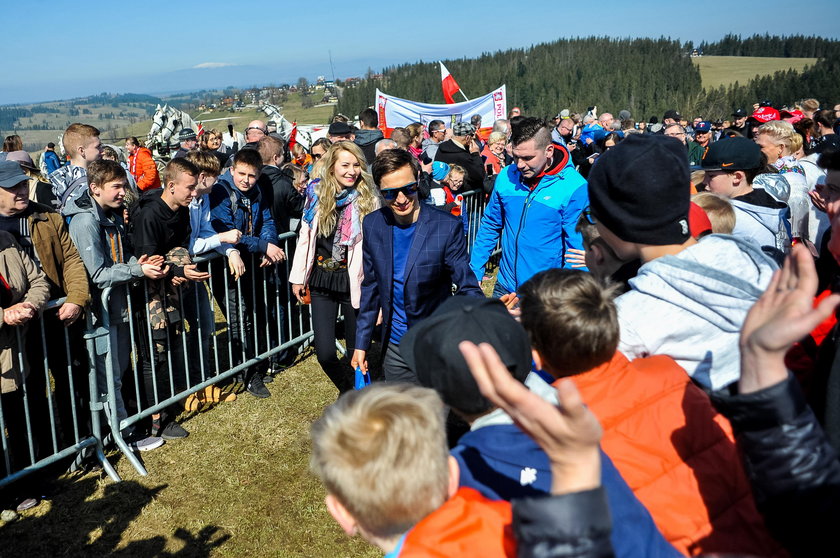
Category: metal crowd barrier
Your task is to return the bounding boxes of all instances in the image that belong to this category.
[98,232,313,477]
[461,189,501,259]
[2,206,497,488]
[0,299,118,490]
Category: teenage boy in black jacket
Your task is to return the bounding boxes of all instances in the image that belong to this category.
[132,158,210,440]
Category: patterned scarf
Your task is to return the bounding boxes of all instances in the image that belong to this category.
[774,155,806,176]
[302,179,362,261]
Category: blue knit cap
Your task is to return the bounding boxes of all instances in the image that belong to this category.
[432,161,450,181]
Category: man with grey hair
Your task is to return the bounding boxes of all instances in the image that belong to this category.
[492,119,510,137]
[374,138,397,156]
[598,113,614,132]
[434,121,485,192]
[244,120,268,144]
[664,122,704,167]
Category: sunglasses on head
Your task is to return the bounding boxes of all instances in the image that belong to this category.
[380,181,419,201]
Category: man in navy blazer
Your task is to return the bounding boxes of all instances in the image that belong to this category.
[352,149,484,382]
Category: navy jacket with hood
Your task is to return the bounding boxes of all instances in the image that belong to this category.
[209,170,277,254]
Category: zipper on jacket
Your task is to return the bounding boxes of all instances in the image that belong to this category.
[513,186,540,290]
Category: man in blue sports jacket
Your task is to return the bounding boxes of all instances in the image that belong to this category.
[351,149,483,383]
[469,117,589,297]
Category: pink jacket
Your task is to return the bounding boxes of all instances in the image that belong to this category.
[288,216,364,308]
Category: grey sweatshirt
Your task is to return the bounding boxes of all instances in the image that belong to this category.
[616,234,778,390]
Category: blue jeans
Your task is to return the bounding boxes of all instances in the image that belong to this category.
[491,281,511,299]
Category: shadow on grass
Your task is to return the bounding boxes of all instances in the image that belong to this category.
[1,474,229,556]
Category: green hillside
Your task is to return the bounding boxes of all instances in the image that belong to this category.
[694,56,817,90]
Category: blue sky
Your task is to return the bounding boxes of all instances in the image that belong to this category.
[4,0,838,105]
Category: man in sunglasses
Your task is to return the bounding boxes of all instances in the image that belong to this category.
[352,149,483,383]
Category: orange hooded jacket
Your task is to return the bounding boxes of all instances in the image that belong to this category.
[128,146,161,191]
[563,352,785,557]
[397,487,515,557]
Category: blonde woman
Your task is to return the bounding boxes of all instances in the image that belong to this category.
[289,142,380,393]
[755,120,811,243]
[481,131,507,175]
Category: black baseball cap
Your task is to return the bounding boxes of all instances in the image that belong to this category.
[401,297,531,416]
[701,137,762,171]
[732,108,747,118]
[663,109,682,121]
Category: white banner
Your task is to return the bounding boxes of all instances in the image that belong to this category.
[376,86,506,133]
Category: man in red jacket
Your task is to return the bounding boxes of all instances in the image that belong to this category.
[125,136,161,191]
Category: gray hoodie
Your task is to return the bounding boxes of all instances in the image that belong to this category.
[730,197,790,253]
[65,190,143,323]
[616,234,778,390]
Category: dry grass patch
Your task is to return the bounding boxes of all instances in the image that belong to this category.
[1,353,379,557]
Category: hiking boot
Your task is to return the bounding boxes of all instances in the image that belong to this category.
[246,375,271,399]
[128,435,165,452]
[160,422,190,440]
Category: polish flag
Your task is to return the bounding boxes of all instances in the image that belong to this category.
[288,122,298,150]
[440,62,462,104]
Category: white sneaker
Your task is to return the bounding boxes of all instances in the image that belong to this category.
[128,435,165,452]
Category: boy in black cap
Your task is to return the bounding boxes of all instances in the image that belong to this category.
[727,108,751,137]
[587,133,777,391]
[400,296,678,557]
[701,137,789,254]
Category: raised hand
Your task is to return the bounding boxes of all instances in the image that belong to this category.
[740,244,840,393]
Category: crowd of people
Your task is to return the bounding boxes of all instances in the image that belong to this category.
[1,95,840,556]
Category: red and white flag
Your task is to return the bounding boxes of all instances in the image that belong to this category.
[440,62,463,104]
[288,122,298,150]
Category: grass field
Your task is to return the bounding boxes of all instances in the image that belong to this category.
[694,55,817,90]
[113,93,335,146]
[0,352,379,557]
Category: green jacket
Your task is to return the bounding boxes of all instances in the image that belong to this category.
[688,141,707,167]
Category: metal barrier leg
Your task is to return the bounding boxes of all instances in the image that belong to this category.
[96,290,148,477]
[83,324,121,483]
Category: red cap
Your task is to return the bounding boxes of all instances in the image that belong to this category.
[780,109,805,123]
[689,202,713,238]
[750,107,781,123]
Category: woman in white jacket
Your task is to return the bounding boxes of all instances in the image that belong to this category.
[289,142,380,393]
[754,120,811,243]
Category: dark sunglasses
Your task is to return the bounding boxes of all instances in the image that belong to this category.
[583,206,596,225]
[381,181,419,201]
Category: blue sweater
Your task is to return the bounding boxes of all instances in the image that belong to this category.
[469,148,588,293]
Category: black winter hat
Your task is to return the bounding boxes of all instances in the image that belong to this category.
[401,297,531,416]
[587,134,690,246]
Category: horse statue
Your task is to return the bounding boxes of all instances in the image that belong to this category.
[260,103,328,151]
[147,104,201,161]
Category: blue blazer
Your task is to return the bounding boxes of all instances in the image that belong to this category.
[356,204,484,350]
